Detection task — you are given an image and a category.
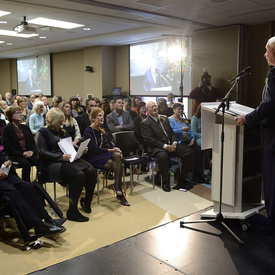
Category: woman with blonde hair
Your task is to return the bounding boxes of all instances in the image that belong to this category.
[58,101,81,147]
[35,107,96,222]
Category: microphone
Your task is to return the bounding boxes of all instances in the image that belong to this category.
[228,66,253,83]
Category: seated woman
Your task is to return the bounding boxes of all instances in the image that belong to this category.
[17,96,32,125]
[84,107,130,206]
[35,108,97,222]
[2,106,38,182]
[29,100,45,134]
[134,101,147,153]
[0,150,65,238]
[168,102,209,184]
[69,96,84,118]
[58,101,81,147]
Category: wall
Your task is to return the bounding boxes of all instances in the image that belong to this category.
[192,25,239,104]
[0,59,16,96]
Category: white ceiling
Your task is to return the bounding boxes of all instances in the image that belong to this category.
[0,0,274,59]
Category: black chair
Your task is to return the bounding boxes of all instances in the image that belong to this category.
[112,131,154,195]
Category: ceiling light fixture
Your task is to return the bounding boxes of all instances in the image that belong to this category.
[29,17,84,29]
[0,41,4,43]
[0,29,38,38]
[0,11,10,17]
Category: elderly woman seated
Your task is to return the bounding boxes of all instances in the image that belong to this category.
[35,108,96,222]
[168,102,210,184]
[84,107,130,206]
[0,150,65,237]
[2,106,38,182]
[29,100,45,134]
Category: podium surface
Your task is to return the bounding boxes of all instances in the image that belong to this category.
[201,102,264,220]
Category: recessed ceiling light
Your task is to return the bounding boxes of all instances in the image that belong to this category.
[0,29,38,38]
[0,41,4,43]
[39,36,47,39]
[0,21,7,24]
[6,42,13,45]
[83,27,90,31]
[29,17,84,29]
[0,11,11,17]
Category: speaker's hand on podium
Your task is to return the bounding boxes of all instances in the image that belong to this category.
[235,115,246,126]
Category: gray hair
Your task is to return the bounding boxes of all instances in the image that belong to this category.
[267,36,275,49]
[33,100,45,113]
[156,98,167,108]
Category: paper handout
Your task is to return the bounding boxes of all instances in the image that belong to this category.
[58,137,90,162]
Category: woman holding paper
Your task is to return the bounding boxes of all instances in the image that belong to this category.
[58,101,81,147]
[84,107,130,206]
[35,107,96,222]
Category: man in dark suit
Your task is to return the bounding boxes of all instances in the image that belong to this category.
[143,58,165,91]
[76,98,96,137]
[107,97,134,133]
[27,94,36,110]
[141,101,195,192]
[235,36,275,230]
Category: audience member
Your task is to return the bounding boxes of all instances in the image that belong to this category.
[17,97,31,125]
[76,94,86,113]
[28,100,45,134]
[2,106,38,182]
[12,98,18,106]
[69,96,84,118]
[58,101,81,147]
[52,95,63,108]
[169,103,209,184]
[41,96,50,114]
[123,97,137,121]
[157,98,173,117]
[109,99,116,112]
[84,107,130,206]
[167,93,175,107]
[191,104,202,147]
[0,100,8,114]
[189,72,223,113]
[0,150,65,237]
[99,98,111,133]
[5,92,12,106]
[107,97,134,133]
[141,101,196,192]
[134,101,147,148]
[27,94,36,110]
[132,96,141,114]
[35,108,96,222]
[93,97,100,107]
[76,98,96,137]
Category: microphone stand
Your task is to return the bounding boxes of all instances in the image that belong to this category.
[180,74,247,245]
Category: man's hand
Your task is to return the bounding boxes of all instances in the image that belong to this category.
[166,145,176,152]
[235,115,246,126]
[23,151,33,158]
[0,171,8,180]
[115,125,121,129]
[188,139,195,147]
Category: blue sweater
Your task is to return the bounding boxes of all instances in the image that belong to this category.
[168,116,194,144]
[191,115,201,147]
[29,112,44,134]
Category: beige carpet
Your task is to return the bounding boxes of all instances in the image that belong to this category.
[0,174,212,275]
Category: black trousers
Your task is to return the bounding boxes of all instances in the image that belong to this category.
[262,149,275,226]
[151,143,194,182]
[0,173,51,230]
[10,155,38,182]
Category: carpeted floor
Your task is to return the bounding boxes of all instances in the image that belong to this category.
[0,173,212,275]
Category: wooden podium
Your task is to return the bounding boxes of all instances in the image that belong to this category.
[200,102,265,220]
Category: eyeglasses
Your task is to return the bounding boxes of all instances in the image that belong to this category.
[14,111,22,115]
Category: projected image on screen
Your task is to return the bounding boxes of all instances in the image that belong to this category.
[130,38,191,96]
[17,54,52,96]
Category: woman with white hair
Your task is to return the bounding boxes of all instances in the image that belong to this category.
[28,100,45,134]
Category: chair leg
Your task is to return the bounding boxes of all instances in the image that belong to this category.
[53,182,56,202]
[152,161,155,189]
[96,171,100,204]
[130,164,133,196]
[122,164,126,196]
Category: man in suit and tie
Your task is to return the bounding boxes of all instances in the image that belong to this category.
[107,97,134,133]
[76,98,97,137]
[143,58,165,91]
[42,96,50,115]
[141,101,195,192]
[27,94,36,110]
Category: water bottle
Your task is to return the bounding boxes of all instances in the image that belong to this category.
[169,170,174,186]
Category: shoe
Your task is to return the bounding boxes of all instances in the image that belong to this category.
[66,209,89,222]
[45,221,66,232]
[80,197,92,213]
[172,182,193,191]
[162,181,171,192]
[184,176,196,186]
[35,222,64,236]
[116,194,130,206]
[113,185,123,195]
